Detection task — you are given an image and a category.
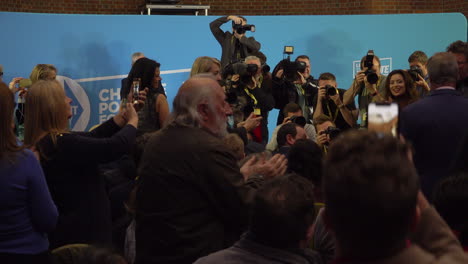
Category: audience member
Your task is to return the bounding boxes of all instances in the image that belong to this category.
[272,55,318,125]
[400,52,468,198]
[323,130,468,263]
[267,102,316,152]
[190,56,222,81]
[287,139,323,204]
[77,245,127,264]
[195,173,321,264]
[433,173,468,251]
[381,69,421,109]
[223,133,246,162]
[446,40,468,97]
[135,74,287,264]
[0,82,58,264]
[408,50,431,97]
[124,57,169,136]
[312,72,357,130]
[210,15,261,68]
[9,64,57,140]
[343,52,387,128]
[275,122,307,157]
[23,80,138,249]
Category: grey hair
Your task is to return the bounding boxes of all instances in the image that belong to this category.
[244,56,260,63]
[131,52,145,65]
[165,74,218,128]
[428,52,458,86]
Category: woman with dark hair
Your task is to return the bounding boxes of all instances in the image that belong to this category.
[0,82,58,263]
[124,58,169,135]
[23,80,138,249]
[382,69,421,109]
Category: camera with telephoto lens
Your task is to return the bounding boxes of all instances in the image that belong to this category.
[323,84,338,96]
[233,23,256,34]
[288,115,307,127]
[319,126,341,141]
[363,50,379,85]
[408,65,423,82]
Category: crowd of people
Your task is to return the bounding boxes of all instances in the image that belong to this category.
[1,14,468,264]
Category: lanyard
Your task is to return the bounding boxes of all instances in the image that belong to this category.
[243,88,258,106]
[325,101,340,122]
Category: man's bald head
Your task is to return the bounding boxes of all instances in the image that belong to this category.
[168,74,231,136]
[428,52,458,89]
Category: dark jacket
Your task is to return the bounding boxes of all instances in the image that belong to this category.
[135,124,261,264]
[37,118,136,249]
[210,16,261,68]
[332,207,468,264]
[195,234,322,264]
[272,76,317,125]
[400,88,468,198]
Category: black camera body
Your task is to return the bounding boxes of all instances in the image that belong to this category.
[323,84,338,96]
[233,24,256,34]
[363,50,379,85]
[288,115,307,127]
[319,126,341,141]
[408,65,423,82]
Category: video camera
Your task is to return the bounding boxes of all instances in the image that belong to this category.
[233,23,256,35]
[363,50,379,85]
[273,46,308,83]
[408,65,423,82]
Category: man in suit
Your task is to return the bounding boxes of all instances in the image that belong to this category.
[400,52,468,198]
[324,130,468,264]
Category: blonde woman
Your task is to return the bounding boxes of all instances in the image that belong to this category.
[24,80,138,249]
[190,56,222,81]
[0,82,57,264]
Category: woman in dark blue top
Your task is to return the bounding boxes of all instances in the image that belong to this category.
[0,82,58,264]
[23,80,139,249]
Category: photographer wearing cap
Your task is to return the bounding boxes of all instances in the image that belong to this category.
[210,15,261,69]
[313,72,357,131]
[272,55,318,126]
[343,51,386,128]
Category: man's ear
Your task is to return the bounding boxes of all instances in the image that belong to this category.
[197,103,209,121]
[286,134,295,146]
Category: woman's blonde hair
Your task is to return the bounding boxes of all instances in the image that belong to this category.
[190,56,220,77]
[29,64,57,84]
[24,80,69,148]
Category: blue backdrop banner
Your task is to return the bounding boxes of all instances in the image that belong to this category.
[0,12,466,132]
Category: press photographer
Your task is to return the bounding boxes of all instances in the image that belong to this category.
[272,48,319,125]
[343,50,387,128]
[314,115,340,154]
[223,56,274,143]
[312,72,357,130]
[210,15,261,68]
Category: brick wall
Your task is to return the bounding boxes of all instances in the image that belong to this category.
[0,0,466,19]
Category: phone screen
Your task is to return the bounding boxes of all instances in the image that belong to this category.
[367,102,399,137]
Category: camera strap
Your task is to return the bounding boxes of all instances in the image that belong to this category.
[325,101,339,123]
